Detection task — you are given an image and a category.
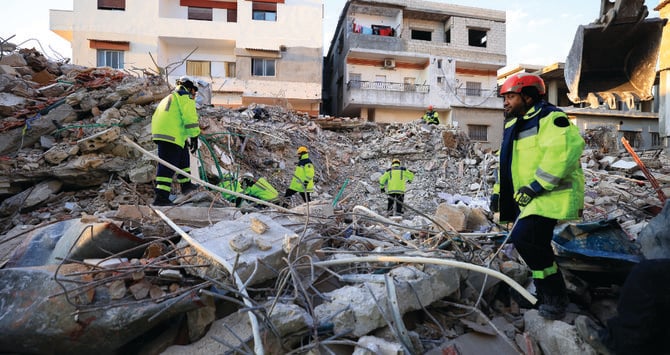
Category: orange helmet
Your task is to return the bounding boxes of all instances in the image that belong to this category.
[500,73,545,96]
[297,146,308,154]
[428,105,433,111]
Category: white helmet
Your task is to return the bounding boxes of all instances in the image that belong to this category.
[241,172,254,180]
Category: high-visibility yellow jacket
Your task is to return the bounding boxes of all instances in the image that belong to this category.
[495,101,584,222]
[379,163,414,194]
[422,110,439,124]
[244,177,279,202]
[151,85,200,147]
[289,153,315,193]
[220,175,242,202]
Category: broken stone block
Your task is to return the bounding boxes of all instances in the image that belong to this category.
[433,203,467,232]
[249,217,268,234]
[77,126,121,153]
[109,279,127,300]
[0,64,19,77]
[129,280,152,300]
[0,53,27,66]
[229,234,253,252]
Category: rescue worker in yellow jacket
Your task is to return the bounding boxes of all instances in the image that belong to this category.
[491,73,584,320]
[379,158,414,216]
[422,105,439,125]
[284,146,315,203]
[151,76,201,206]
[219,173,243,204]
[238,173,279,207]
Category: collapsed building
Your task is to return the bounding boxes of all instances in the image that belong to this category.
[1,48,670,354]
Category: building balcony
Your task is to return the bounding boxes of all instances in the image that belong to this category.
[344,80,430,108]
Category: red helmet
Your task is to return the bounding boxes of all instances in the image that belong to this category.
[500,73,545,96]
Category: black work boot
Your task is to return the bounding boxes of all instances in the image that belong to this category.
[536,273,569,320]
[181,183,198,195]
[152,193,173,206]
[538,294,569,320]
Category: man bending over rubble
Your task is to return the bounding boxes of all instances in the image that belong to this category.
[151,76,201,206]
[491,73,585,320]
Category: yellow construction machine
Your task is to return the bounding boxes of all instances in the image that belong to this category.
[565,0,667,108]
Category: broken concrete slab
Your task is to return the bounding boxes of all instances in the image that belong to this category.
[178,212,294,285]
[0,264,201,355]
[314,264,462,337]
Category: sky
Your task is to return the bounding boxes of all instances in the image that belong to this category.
[0,0,662,67]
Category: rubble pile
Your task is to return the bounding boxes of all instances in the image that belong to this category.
[1,48,669,354]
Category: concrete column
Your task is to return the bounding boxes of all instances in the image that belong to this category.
[656,2,670,151]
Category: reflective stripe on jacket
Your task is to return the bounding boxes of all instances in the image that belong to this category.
[495,101,584,222]
[289,153,315,193]
[151,86,200,147]
[245,177,279,201]
[379,163,414,194]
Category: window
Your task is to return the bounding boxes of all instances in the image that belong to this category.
[97,50,124,69]
[621,131,641,148]
[188,7,212,21]
[227,9,237,22]
[98,0,125,10]
[437,59,442,69]
[651,132,661,147]
[252,1,276,21]
[445,28,451,43]
[225,62,236,78]
[468,125,488,141]
[468,29,487,47]
[466,82,482,96]
[411,29,432,41]
[252,58,275,76]
[186,60,211,76]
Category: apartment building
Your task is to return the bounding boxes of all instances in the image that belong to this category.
[50,0,323,115]
[324,0,506,148]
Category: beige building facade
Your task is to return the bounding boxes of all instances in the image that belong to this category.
[324,0,507,148]
[50,0,323,115]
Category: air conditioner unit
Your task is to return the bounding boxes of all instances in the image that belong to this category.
[383,58,396,69]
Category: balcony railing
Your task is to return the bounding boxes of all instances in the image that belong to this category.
[455,87,497,98]
[347,80,430,93]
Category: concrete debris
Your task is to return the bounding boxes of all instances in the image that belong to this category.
[1,48,670,353]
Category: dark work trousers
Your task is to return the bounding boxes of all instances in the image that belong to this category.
[284,188,310,202]
[604,259,670,355]
[510,215,566,299]
[387,193,404,215]
[155,140,191,198]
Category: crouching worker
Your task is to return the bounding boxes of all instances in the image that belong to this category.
[237,173,279,208]
[219,173,243,205]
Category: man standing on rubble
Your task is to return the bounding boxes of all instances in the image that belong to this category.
[284,146,315,204]
[422,105,439,125]
[491,73,585,320]
[379,158,414,216]
[151,76,201,206]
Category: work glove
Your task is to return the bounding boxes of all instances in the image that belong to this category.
[381,188,386,194]
[489,194,499,213]
[188,136,199,154]
[514,181,544,207]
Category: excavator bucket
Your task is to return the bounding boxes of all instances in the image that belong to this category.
[565,18,666,106]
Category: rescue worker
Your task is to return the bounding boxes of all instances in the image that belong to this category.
[379,158,414,216]
[238,173,279,207]
[422,105,439,125]
[491,72,585,320]
[219,173,243,205]
[151,76,201,206]
[284,146,315,203]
